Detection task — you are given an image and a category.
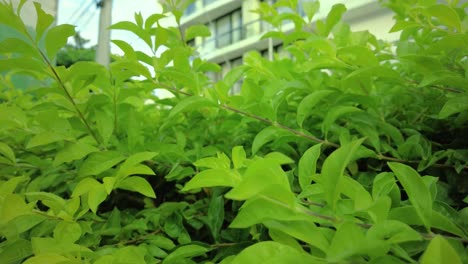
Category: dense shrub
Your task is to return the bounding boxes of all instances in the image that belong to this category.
[0,0,467,263]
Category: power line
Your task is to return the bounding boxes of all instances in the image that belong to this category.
[79,5,98,32]
[69,0,96,26]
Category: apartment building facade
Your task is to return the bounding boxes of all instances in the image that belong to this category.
[179,0,397,91]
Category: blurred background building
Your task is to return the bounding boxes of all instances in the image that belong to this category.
[178,0,398,92]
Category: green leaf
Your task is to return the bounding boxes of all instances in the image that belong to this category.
[367,220,422,244]
[168,96,216,119]
[0,142,15,164]
[438,95,468,118]
[33,2,54,41]
[110,59,152,81]
[119,152,158,172]
[116,176,156,198]
[327,222,366,262]
[230,241,324,264]
[88,183,107,213]
[163,244,210,264]
[230,193,300,228]
[302,0,320,21]
[388,162,432,230]
[389,206,465,237]
[22,253,75,264]
[0,239,32,264]
[298,144,322,190]
[269,229,303,252]
[45,24,75,59]
[317,4,347,37]
[53,221,81,244]
[264,220,329,253]
[340,176,373,210]
[206,195,224,242]
[53,141,99,167]
[232,146,247,169]
[26,132,73,149]
[0,194,33,226]
[182,169,241,191]
[78,151,125,177]
[185,24,211,41]
[225,159,290,200]
[321,139,365,209]
[109,21,152,48]
[72,178,100,197]
[420,235,462,264]
[25,192,66,214]
[252,126,289,155]
[322,106,362,137]
[296,90,334,127]
[426,4,461,31]
[111,39,137,60]
[144,13,166,30]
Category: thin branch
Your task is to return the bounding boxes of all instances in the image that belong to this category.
[24,32,102,147]
[152,80,468,171]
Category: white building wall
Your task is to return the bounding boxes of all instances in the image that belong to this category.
[11,0,58,28]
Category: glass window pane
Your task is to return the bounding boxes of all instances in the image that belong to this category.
[216,16,231,48]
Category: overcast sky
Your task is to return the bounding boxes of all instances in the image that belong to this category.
[57,0,170,54]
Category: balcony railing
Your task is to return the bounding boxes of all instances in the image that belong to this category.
[195,19,270,51]
[184,0,221,16]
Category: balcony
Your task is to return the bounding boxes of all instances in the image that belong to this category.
[180,0,243,29]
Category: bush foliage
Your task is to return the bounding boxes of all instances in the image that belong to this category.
[0,0,467,263]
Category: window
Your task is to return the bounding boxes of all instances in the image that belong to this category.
[216,15,231,47]
[214,9,242,48]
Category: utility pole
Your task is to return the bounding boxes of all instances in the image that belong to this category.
[96,0,112,67]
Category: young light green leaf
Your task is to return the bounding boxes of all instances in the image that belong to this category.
[225,159,290,200]
[322,106,362,136]
[317,4,347,37]
[45,24,75,59]
[367,220,422,244]
[26,132,73,149]
[298,144,322,190]
[109,21,152,48]
[182,169,241,191]
[426,4,461,31]
[72,178,101,198]
[88,183,107,213]
[53,142,99,167]
[438,95,468,118]
[119,152,158,172]
[302,0,320,21]
[185,24,211,41]
[116,176,156,198]
[0,142,15,164]
[296,90,334,127]
[0,239,32,264]
[144,13,166,30]
[0,194,33,226]
[230,193,299,228]
[232,146,246,169]
[53,221,81,244]
[230,241,324,264]
[327,222,366,262]
[252,126,289,155]
[388,162,432,230]
[162,244,210,264]
[168,96,216,119]
[33,2,54,41]
[420,235,462,264]
[321,139,365,209]
[78,151,126,177]
[112,39,137,60]
[269,229,303,252]
[22,253,75,264]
